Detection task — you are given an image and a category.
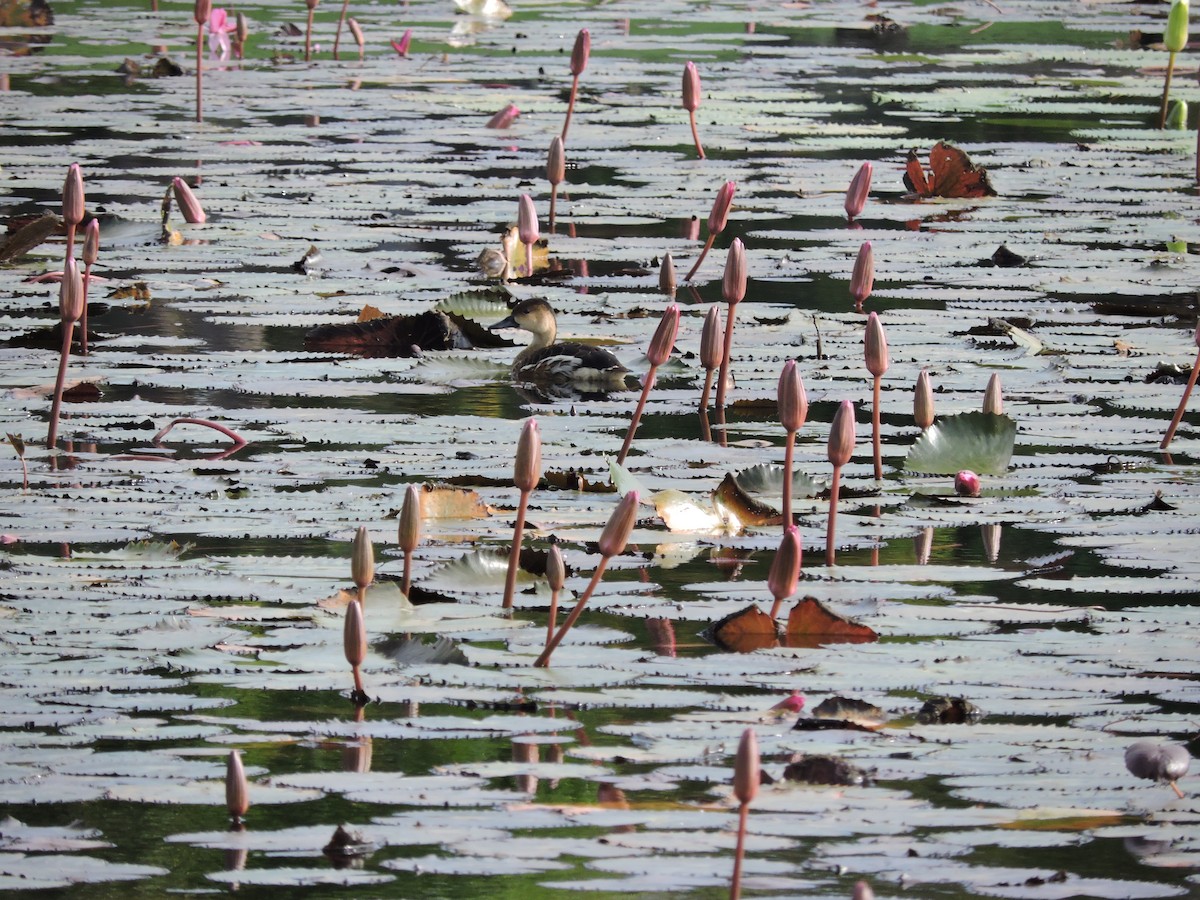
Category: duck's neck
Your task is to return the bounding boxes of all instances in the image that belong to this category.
[527,318,556,351]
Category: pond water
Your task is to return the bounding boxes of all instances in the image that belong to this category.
[1,0,1199,897]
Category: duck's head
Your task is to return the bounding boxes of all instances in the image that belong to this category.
[490,297,557,348]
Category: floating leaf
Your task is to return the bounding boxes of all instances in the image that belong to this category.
[904,412,1017,476]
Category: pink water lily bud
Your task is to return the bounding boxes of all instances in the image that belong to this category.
[398,484,421,553]
[771,690,805,713]
[236,10,249,44]
[828,400,856,467]
[351,525,374,590]
[63,163,84,227]
[598,490,639,558]
[82,219,100,266]
[864,311,889,377]
[982,373,1002,415]
[546,543,565,592]
[547,135,565,186]
[647,304,680,367]
[768,526,802,604]
[850,241,874,310]
[486,102,520,129]
[700,305,724,371]
[954,469,981,497]
[344,598,367,667]
[391,28,412,56]
[517,194,539,247]
[226,750,249,820]
[659,251,676,297]
[306,0,319,9]
[514,417,542,492]
[348,17,364,50]
[852,882,875,900]
[194,0,212,26]
[844,161,873,221]
[722,237,747,305]
[172,177,206,224]
[778,359,808,433]
[682,61,701,112]
[733,728,759,804]
[914,368,934,430]
[570,28,590,76]
[59,256,83,324]
[708,180,735,234]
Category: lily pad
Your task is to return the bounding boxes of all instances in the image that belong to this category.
[904,412,1018,476]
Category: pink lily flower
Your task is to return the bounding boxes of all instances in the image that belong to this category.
[207,8,237,60]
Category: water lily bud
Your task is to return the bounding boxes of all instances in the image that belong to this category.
[546,543,565,593]
[700,305,724,371]
[306,0,319,10]
[236,11,249,44]
[850,241,874,309]
[722,238,747,305]
[914,368,934,430]
[1167,98,1189,129]
[82,219,100,266]
[62,163,84,227]
[828,400,856,468]
[398,484,421,553]
[485,102,520,129]
[344,598,367,667]
[59,255,83,324]
[194,0,212,26]
[570,28,590,76]
[226,750,249,819]
[954,469,981,497]
[1167,0,1189,53]
[733,728,759,804]
[778,359,808,433]
[1125,740,1190,783]
[771,691,805,713]
[348,17,364,49]
[844,161,873,221]
[864,311,889,378]
[982,373,1003,415]
[598,490,639,558]
[659,251,676,297]
[172,177,206,224]
[547,135,565,187]
[682,61,701,112]
[708,181,735,234]
[768,526,802,604]
[351,525,374,590]
[514,417,542,493]
[852,881,875,900]
[647,304,680,367]
[517,194,539,247]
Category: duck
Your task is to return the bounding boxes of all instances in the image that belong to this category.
[490,297,630,388]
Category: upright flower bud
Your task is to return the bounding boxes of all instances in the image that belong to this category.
[82,219,100,266]
[850,241,874,310]
[348,17,364,50]
[733,728,759,804]
[700,305,724,371]
[546,135,565,187]
[982,373,1003,415]
[344,598,367,667]
[768,526,802,605]
[722,238,746,304]
[226,750,249,820]
[914,368,934,430]
[598,490,639,558]
[194,0,212,26]
[864,312,889,377]
[172,177,207,224]
[570,28,590,76]
[778,359,808,433]
[546,543,565,592]
[514,418,542,493]
[844,161,873,221]
[682,61,701,112]
[659,251,676,297]
[708,181,735,235]
[517,194,539,247]
[647,304,680,367]
[62,163,84,227]
[59,256,83,324]
[1167,0,1189,53]
[236,11,249,45]
[828,400,856,468]
[351,525,374,590]
[398,484,421,553]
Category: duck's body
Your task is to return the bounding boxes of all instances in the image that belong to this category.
[491,298,629,388]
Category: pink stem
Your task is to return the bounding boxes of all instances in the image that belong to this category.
[1161,347,1200,450]
[502,489,531,610]
[196,22,204,123]
[684,233,716,282]
[545,586,559,652]
[699,368,715,413]
[535,562,608,667]
[825,464,842,567]
[872,374,882,481]
[402,549,413,597]
[688,108,706,160]
[333,0,349,59]
[46,324,74,448]
[561,73,580,142]
[782,430,795,526]
[80,260,93,355]
[730,802,749,900]
[617,366,657,464]
[549,187,558,234]
[305,8,315,63]
[525,241,533,278]
[152,417,248,447]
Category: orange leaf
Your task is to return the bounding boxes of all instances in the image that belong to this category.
[903,141,997,199]
[784,596,877,648]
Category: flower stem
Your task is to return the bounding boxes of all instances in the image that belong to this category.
[333,0,349,59]
[714,304,737,409]
[46,324,74,448]
[195,22,204,122]
[782,430,795,526]
[1160,51,1178,129]
[535,562,607,667]
[730,802,749,900]
[685,233,716,282]
[872,374,882,481]
[1161,347,1200,449]
[825,464,842,566]
[502,488,531,610]
[561,74,580,142]
[688,109,706,159]
[617,367,657,464]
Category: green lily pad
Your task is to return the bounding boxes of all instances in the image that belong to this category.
[904,412,1018,476]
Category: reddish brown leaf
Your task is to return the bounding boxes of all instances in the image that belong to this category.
[903,141,997,199]
[707,605,779,653]
[784,596,877,648]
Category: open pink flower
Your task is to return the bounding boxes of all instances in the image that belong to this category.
[207,8,237,60]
